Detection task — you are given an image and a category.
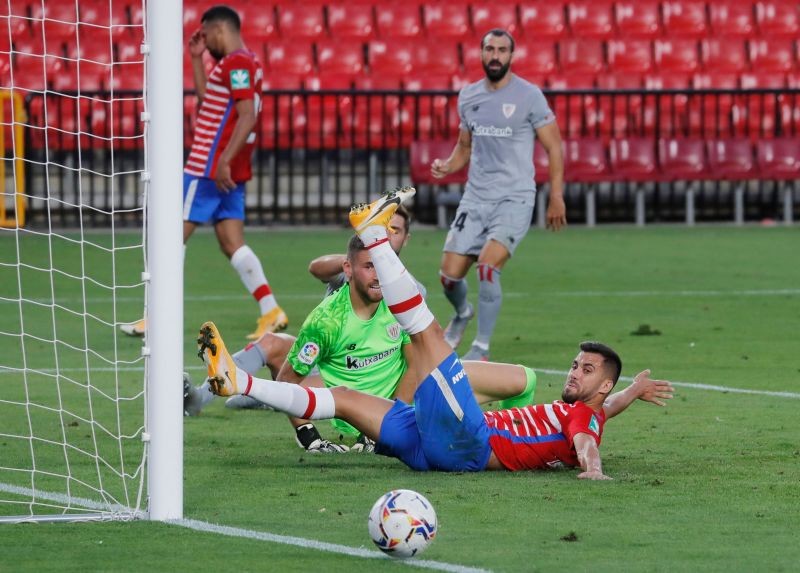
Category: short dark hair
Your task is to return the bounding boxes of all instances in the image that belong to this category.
[481,29,515,53]
[394,204,411,234]
[201,5,241,31]
[346,234,367,262]
[579,341,622,386]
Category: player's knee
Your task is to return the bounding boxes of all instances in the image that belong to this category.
[439,271,463,291]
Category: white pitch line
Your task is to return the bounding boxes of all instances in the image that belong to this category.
[0,482,489,572]
[171,518,491,573]
[535,369,800,399]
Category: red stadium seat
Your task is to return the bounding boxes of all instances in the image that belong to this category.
[471,4,519,37]
[748,39,796,74]
[510,41,558,80]
[368,40,413,78]
[658,138,708,181]
[267,41,314,77]
[518,2,567,40]
[328,4,375,40]
[755,1,800,38]
[375,5,423,39]
[563,138,610,183]
[411,42,460,78]
[701,38,749,73]
[567,0,614,39]
[614,1,662,39]
[316,40,365,78]
[595,73,645,138]
[706,138,758,180]
[607,39,653,74]
[687,73,738,137]
[756,137,800,180]
[352,76,403,91]
[80,0,132,39]
[654,39,700,74]
[739,72,786,89]
[423,5,470,39]
[609,137,658,181]
[409,140,467,185]
[276,5,325,40]
[549,73,598,137]
[304,73,354,91]
[661,1,709,39]
[242,7,278,42]
[558,39,604,75]
[709,2,756,38]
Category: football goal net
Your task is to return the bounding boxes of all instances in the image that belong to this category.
[0,0,183,523]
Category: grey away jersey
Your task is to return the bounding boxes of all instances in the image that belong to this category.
[458,74,555,204]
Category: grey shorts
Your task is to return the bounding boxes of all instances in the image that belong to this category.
[443,199,534,257]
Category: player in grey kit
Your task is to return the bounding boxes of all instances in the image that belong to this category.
[431,29,566,361]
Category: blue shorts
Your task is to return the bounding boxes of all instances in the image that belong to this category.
[376,353,492,472]
[182,174,245,224]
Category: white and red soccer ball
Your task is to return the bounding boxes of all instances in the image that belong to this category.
[368,489,437,559]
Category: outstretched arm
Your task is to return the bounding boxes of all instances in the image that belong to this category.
[308,254,346,283]
[574,433,611,480]
[603,369,674,419]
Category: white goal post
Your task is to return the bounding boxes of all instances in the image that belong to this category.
[0,0,183,523]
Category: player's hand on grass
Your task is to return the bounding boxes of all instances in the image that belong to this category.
[430,158,451,179]
[188,28,206,58]
[546,193,567,232]
[305,438,350,454]
[632,369,674,407]
[577,470,612,480]
[214,160,236,192]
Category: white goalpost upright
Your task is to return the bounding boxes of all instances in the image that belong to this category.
[144,0,184,522]
[0,0,183,523]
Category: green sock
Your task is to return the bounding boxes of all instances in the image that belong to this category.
[498,366,537,409]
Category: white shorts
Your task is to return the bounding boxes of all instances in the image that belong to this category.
[443,199,534,257]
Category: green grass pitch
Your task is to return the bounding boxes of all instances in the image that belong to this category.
[1,224,799,572]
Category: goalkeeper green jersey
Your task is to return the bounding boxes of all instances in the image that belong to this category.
[287,283,411,434]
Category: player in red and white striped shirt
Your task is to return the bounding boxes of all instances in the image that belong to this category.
[199,190,674,478]
[184,6,286,341]
[122,6,286,339]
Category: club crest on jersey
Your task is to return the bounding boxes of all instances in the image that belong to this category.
[297,342,319,365]
[502,103,516,118]
[230,69,250,89]
[589,414,600,435]
[386,322,402,340]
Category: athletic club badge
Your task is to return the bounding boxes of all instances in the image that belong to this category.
[502,103,516,118]
[386,323,402,340]
[297,342,320,365]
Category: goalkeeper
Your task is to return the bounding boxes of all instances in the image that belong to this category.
[198,189,673,476]
[187,202,538,453]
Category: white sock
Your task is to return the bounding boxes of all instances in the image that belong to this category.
[359,227,433,335]
[230,245,278,315]
[239,370,336,420]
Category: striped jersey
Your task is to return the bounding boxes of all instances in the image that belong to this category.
[484,401,606,471]
[184,49,262,182]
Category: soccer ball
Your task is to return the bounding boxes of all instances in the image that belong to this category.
[367,489,437,559]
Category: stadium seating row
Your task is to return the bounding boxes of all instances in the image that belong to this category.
[410,137,800,187]
[177,1,800,43]
[6,33,799,93]
[4,1,798,42]
[18,87,795,153]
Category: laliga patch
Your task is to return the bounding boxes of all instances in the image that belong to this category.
[297,342,320,365]
[386,322,402,340]
[230,69,250,89]
[502,103,516,118]
[588,414,600,435]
